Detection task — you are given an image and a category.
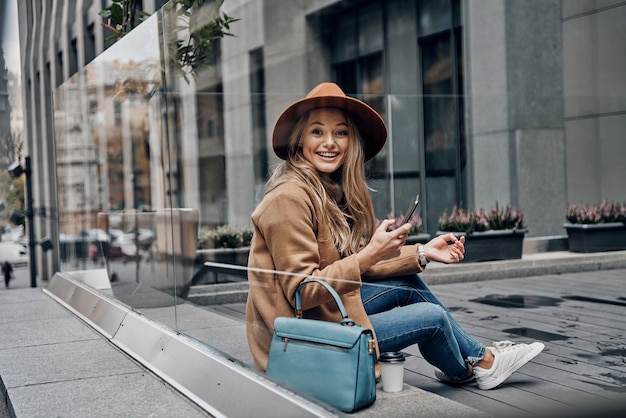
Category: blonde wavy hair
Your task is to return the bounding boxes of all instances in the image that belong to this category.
[264,108,376,255]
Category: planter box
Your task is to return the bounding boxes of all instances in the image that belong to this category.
[438,229,527,263]
[192,247,250,285]
[197,246,250,266]
[563,222,626,253]
[406,233,432,245]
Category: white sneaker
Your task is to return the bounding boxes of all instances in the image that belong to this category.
[473,340,544,390]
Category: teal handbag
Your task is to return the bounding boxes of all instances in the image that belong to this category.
[266,280,377,412]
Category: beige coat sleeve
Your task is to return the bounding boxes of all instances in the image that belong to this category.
[251,183,362,310]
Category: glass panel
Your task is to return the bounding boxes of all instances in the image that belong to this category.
[250,48,268,203]
[359,2,383,55]
[418,0,451,36]
[452,0,461,27]
[455,27,467,207]
[196,88,227,225]
[157,0,253,352]
[55,16,161,227]
[387,94,423,230]
[335,61,357,93]
[53,11,185,322]
[96,210,197,309]
[50,0,469,403]
[421,33,460,232]
[359,53,389,218]
[332,10,357,63]
[422,34,455,174]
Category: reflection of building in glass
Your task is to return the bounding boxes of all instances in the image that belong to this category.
[0,50,11,169]
[195,74,228,226]
[7,72,23,139]
[55,59,160,235]
[0,49,21,168]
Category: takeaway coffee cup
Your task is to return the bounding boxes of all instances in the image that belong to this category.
[379,352,406,393]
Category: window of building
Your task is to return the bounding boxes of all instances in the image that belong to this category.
[328,0,465,232]
[85,24,96,65]
[330,1,387,214]
[418,0,466,228]
[69,39,78,78]
[249,48,268,203]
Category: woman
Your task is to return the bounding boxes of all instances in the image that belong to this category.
[245,82,543,390]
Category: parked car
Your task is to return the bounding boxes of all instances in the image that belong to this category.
[0,241,29,266]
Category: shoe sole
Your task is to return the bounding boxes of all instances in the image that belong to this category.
[477,342,545,390]
[435,370,475,386]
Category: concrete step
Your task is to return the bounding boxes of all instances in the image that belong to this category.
[187,282,249,305]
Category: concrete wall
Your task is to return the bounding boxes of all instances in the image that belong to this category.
[221,0,262,226]
[562,0,626,205]
[464,0,566,236]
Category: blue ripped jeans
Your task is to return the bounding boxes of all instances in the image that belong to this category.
[361,274,485,379]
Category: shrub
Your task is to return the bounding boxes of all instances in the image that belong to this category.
[198,224,253,249]
[486,203,526,230]
[565,200,626,224]
[438,202,525,234]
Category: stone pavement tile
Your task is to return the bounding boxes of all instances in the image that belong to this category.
[353,384,491,418]
[0,287,209,418]
[1,339,142,388]
[7,372,207,417]
[0,300,101,351]
[0,293,69,323]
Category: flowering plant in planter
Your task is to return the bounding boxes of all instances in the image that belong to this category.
[564,200,626,253]
[437,203,526,263]
[438,203,526,234]
[565,200,626,224]
[198,224,253,249]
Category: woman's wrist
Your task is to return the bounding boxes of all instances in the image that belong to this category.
[356,246,377,274]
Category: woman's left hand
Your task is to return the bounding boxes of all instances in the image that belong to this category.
[423,233,466,264]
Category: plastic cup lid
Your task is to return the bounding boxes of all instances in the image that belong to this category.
[379,351,405,363]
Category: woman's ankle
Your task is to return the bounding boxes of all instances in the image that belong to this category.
[474,348,494,370]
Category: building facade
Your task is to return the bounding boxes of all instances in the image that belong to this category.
[14,0,626,281]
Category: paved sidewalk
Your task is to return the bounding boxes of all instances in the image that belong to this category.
[0,266,209,418]
[2,251,626,417]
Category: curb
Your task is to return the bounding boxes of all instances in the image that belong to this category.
[421,250,626,285]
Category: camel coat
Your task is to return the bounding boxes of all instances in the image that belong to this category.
[245,179,424,372]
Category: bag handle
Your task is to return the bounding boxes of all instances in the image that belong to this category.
[294,279,355,326]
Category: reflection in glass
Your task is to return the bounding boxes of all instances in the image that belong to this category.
[51,0,470,377]
[52,3,252,365]
[418,0,466,231]
[331,2,389,218]
[418,0,451,37]
[55,13,161,262]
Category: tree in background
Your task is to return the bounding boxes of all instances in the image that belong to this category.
[100,0,239,81]
[0,129,24,229]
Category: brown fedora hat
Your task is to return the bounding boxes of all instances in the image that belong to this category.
[272,82,387,161]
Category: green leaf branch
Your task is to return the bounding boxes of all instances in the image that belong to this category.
[99,0,239,81]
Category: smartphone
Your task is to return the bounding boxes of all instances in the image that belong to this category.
[400,194,420,225]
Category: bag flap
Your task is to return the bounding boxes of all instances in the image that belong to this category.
[273,317,371,349]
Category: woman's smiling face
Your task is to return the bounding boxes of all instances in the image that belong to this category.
[300,108,350,174]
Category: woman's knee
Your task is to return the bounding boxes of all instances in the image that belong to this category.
[415,303,450,331]
[400,301,449,326]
